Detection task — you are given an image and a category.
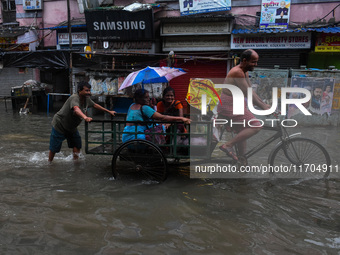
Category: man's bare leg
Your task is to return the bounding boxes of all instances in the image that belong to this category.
[48,150,55,162]
[73,147,81,160]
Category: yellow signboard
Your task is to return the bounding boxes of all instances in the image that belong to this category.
[315,46,340,52]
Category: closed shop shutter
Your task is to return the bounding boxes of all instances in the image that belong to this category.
[168,60,228,112]
[256,50,308,69]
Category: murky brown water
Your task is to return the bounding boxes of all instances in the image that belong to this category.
[0,104,339,254]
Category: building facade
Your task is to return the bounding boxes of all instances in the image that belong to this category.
[0,0,339,121]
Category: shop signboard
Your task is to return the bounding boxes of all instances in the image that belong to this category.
[163,35,230,52]
[161,19,232,52]
[231,33,311,49]
[315,33,340,52]
[161,21,232,36]
[84,9,154,41]
[23,0,42,10]
[259,0,291,29]
[91,40,155,54]
[179,0,231,16]
[57,32,88,45]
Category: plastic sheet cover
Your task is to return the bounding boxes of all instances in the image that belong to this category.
[2,50,71,69]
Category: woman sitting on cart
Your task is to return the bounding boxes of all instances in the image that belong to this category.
[122,89,191,143]
[157,86,188,142]
[156,87,184,117]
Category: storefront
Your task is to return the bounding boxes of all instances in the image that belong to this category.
[309,27,340,69]
[77,8,161,112]
[0,28,38,100]
[230,26,340,125]
[231,26,340,70]
[1,50,72,112]
[160,15,234,111]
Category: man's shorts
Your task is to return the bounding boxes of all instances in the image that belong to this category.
[49,127,82,153]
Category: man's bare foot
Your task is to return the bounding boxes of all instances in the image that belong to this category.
[219,145,238,161]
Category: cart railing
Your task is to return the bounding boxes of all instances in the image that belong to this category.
[85,119,214,160]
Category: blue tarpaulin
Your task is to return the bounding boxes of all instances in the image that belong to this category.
[42,24,87,30]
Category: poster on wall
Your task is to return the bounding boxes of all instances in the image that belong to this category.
[332,80,340,110]
[179,0,231,16]
[259,0,291,29]
[249,69,289,112]
[287,77,335,118]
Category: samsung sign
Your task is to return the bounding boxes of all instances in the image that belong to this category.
[84,9,154,41]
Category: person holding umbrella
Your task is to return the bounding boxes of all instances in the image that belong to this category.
[122,89,190,143]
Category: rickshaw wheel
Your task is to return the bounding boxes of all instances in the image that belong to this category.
[112,139,167,182]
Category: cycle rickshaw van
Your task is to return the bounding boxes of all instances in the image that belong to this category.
[85,118,216,182]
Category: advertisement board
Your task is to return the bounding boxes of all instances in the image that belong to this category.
[259,0,291,29]
[179,0,231,16]
[23,0,42,10]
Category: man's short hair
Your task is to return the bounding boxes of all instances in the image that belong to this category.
[240,49,254,61]
[77,81,91,92]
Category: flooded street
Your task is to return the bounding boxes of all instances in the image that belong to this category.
[0,104,340,254]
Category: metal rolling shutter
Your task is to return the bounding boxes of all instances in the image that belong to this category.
[256,50,308,69]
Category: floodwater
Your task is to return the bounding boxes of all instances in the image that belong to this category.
[0,104,340,255]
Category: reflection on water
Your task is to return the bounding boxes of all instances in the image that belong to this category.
[0,106,339,254]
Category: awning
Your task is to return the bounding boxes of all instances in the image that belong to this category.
[232,26,340,34]
[1,50,73,69]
